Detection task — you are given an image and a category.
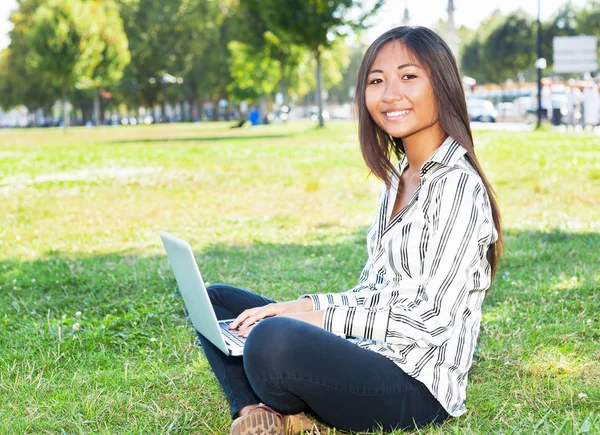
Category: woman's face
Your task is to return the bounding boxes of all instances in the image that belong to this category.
[365,40,443,142]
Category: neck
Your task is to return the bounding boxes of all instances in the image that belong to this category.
[402,123,446,172]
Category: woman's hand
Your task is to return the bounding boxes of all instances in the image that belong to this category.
[230,298,314,337]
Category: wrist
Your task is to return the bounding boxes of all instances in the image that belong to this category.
[301,296,314,312]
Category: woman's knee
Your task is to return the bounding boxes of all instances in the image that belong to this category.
[243,317,305,373]
[206,284,237,304]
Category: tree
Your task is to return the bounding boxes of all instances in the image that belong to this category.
[481,11,536,84]
[117,0,185,120]
[325,43,365,103]
[460,38,486,83]
[171,0,233,121]
[460,9,505,83]
[228,1,311,107]
[257,0,383,127]
[0,0,58,119]
[79,1,131,125]
[227,38,281,103]
[576,0,600,36]
[27,0,105,128]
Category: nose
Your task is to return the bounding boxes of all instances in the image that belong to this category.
[382,76,404,104]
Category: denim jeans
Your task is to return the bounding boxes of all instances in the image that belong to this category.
[195,284,449,433]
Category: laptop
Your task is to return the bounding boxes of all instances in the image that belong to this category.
[160,231,245,356]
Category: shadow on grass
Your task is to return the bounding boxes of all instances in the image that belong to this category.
[1,229,598,433]
[2,228,597,313]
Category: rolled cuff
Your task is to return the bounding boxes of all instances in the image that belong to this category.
[300,293,359,311]
[322,305,389,341]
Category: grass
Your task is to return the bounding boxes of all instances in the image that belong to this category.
[0,121,599,434]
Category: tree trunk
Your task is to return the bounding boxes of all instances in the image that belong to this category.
[212,98,219,121]
[315,48,325,128]
[161,83,167,123]
[62,88,70,130]
[99,96,105,124]
[199,99,205,122]
[192,95,200,122]
[279,62,287,106]
[93,91,101,126]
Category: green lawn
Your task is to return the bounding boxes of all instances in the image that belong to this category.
[1,121,598,434]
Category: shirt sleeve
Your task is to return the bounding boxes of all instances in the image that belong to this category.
[322,172,497,347]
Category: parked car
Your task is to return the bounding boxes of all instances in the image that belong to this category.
[466,98,497,123]
[496,102,515,119]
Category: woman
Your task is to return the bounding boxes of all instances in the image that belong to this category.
[197,26,502,435]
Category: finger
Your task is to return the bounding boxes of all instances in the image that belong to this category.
[230,309,256,329]
[239,314,262,330]
[237,324,254,338]
[239,305,277,329]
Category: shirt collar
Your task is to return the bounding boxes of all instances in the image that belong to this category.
[418,136,466,176]
[396,136,467,180]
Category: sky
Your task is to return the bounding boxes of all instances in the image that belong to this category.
[0,0,588,50]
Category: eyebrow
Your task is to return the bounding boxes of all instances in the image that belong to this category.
[368,63,421,75]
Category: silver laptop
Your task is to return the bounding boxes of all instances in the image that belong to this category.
[160,231,244,356]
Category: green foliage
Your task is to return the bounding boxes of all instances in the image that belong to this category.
[27,0,104,92]
[175,0,235,105]
[255,0,382,126]
[460,10,535,83]
[460,38,485,83]
[0,0,58,111]
[482,11,536,84]
[84,1,131,89]
[227,1,311,105]
[327,43,365,103]
[258,0,353,51]
[227,40,281,101]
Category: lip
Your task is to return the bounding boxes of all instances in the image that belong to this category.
[383,108,412,120]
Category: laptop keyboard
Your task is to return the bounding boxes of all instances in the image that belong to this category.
[219,321,245,347]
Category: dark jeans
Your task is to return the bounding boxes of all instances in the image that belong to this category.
[196,284,449,433]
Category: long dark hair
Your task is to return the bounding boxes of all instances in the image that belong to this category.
[355,26,503,279]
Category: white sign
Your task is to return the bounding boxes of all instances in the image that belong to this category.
[553,36,598,73]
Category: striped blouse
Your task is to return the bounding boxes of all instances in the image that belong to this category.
[304,136,498,417]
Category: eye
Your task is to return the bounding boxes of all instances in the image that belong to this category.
[368,78,383,85]
[402,74,417,80]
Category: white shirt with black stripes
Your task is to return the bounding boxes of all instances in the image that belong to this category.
[304,136,498,417]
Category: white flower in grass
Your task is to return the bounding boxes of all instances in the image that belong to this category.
[72,322,81,331]
[75,311,82,317]
[578,392,588,399]
[150,337,157,342]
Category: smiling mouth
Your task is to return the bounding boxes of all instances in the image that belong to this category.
[384,109,412,119]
